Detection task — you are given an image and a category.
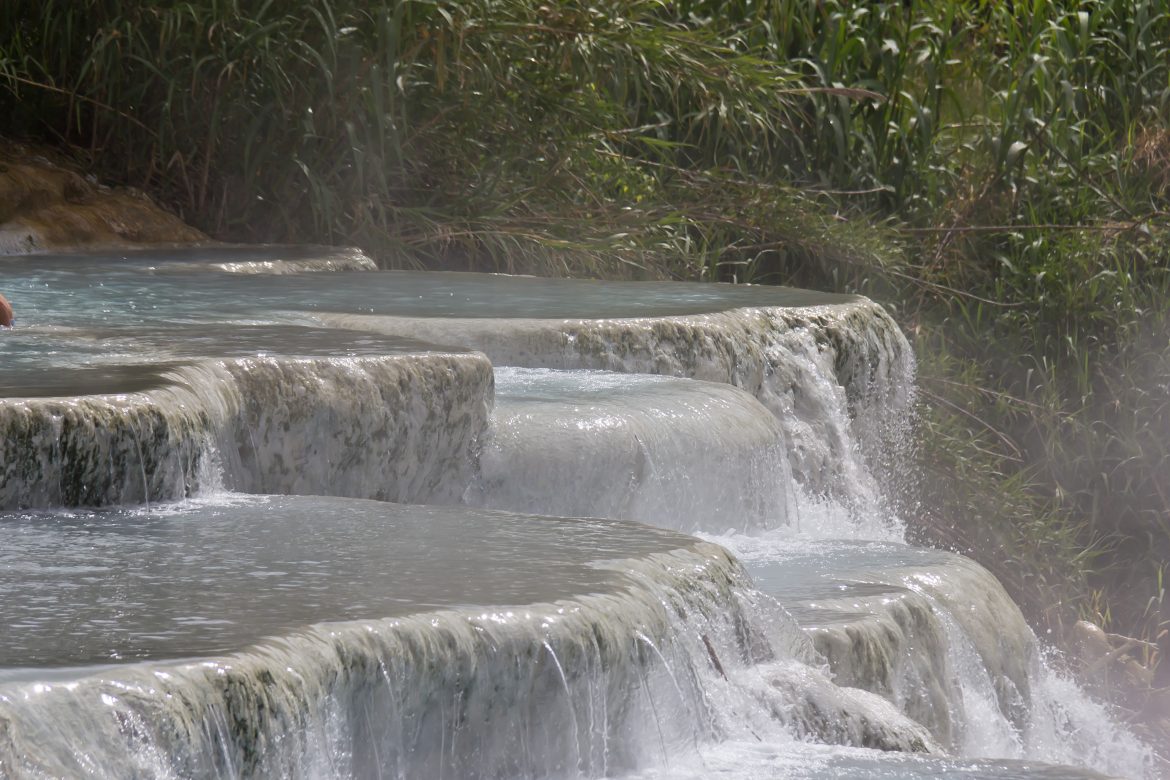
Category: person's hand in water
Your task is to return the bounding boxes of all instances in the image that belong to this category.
[0,293,13,327]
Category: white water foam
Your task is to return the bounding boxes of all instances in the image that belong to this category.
[620,740,1116,779]
[711,533,1156,780]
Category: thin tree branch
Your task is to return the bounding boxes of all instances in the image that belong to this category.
[0,74,155,134]
[920,387,1025,461]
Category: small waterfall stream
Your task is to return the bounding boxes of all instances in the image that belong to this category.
[0,247,1155,778]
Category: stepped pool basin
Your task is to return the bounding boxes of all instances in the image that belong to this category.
[0,495,713,666]
[0,245,1155,779]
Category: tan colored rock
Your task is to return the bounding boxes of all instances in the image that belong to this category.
[0,141,206,255]
[1072,619,1114,667]
[1073,619,1155,692]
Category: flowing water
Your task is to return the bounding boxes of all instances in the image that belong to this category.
[0,247,1155,778]
[464,367,795,533]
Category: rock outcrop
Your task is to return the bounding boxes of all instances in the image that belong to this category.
[0,140,206,254]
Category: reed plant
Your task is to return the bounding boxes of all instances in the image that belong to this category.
[780,0,1170,646]
[0,0,887,278]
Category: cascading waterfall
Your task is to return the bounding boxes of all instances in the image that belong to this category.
[463,367,795,533]
[0,247,1156,779]
[313,297,911,518]
[719,538,1156,779]
[1,342,493,509]
[0,498,935,778]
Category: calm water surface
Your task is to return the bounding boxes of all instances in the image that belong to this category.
[0,495,696,667]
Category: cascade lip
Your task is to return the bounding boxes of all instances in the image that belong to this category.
[473,366,792,534]
[740,539,976,626]
[3,253,878,398]
[0,324,471,399]
[738,538,1037,713]
[0,494,712,669]
[3,251,875,396]
[3,250,861,332]
[0,243,373,270]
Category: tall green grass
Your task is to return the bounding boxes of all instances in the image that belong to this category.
[0,0,887,278]
[771,0,1170,645]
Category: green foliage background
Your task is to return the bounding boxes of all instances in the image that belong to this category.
[5,0,1170,665]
